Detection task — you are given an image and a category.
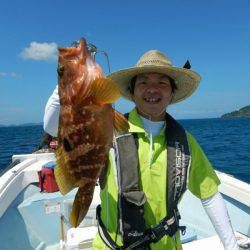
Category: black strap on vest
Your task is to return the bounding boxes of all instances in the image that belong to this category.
[115,132,148,249]
[97,112,190,249]
[165,113,190,216]
[117,113,148,249]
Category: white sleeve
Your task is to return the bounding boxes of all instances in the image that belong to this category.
[201,192,239,250]
[43,85,60,137]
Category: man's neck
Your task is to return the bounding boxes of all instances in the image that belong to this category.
[140,115,165,139]
[136,108,165,121]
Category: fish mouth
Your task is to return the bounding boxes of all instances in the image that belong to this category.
[143,97,161,103]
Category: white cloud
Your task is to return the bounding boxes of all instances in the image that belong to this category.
[20,41,58,61]
[0,71,22,79]
[10,72,22,79]
[0,72,7,77]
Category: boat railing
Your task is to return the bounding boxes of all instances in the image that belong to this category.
[0,159,21,177]
[216,171,250,207]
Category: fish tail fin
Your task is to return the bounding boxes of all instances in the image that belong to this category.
[114,110,130,132]
[70,183,95,227]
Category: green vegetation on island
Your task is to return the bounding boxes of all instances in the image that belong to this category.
[221,106,250,118]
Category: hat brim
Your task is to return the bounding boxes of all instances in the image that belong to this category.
[108,65,201,104]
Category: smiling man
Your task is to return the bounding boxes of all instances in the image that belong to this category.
[93,50,239,250]
[132,73,174,121]
[43,50,239,250]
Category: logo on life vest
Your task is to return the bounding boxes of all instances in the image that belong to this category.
[128,231,144,237]
[174,141,186,200]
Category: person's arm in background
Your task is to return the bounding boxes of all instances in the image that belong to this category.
[43,85,60,137]
[201,192,239,250]
[187,132,239,250]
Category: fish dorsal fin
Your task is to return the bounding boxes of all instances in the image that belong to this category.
[114,110,130,132]
[91,78,121,104]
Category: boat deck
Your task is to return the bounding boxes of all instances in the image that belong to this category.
[1,183,249,249]
[0,153,249,249]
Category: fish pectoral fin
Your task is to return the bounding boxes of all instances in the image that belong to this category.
[92,78,121,104]
[70,185,95,227]
[114,110,130,132]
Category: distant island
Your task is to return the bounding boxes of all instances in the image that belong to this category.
[221,105,250,118]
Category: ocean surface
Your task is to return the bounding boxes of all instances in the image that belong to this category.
[0,117,249,183]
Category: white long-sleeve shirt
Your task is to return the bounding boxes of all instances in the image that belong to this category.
[43,86,239,250]
[201,192,239,250]
[43,85,60,137]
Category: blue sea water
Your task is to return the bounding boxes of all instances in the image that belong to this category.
[0,117,249,183]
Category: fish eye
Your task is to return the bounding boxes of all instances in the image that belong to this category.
[57,65,64,77]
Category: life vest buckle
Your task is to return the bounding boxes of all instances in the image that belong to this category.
[146,211,180,243]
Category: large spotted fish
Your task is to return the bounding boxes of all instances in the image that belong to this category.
[54,38,128,227]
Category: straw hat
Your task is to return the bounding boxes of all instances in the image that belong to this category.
[108,50,201,104]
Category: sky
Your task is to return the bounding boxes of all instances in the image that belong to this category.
[0,0,249,125]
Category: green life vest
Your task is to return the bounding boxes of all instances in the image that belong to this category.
[97,113,191,249]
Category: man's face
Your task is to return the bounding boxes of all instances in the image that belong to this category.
[133,72,173,121]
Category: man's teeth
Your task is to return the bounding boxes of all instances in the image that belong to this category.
[144,97,160,103]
